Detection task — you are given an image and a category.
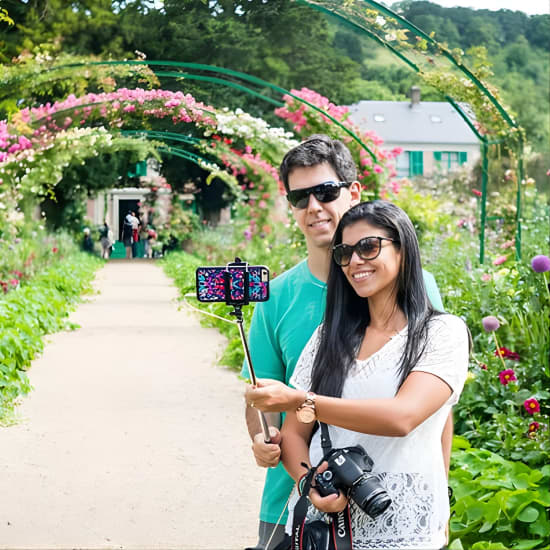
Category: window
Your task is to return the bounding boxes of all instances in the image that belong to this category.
[434,151,467,173]
[396,151,423,178]
[396,152,410,178]
[373,114,385,122]
[410,151,423,176]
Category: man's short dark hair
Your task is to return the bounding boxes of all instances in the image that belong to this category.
[279,134,357,192]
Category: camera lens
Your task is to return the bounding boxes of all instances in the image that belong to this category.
[352,476,392,518]
[364,491,392,518]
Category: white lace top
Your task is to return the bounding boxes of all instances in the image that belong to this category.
[286,314,469,550]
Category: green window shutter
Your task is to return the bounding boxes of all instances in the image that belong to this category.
[410,151,423,176]
[433,151,442,162]
[459,152,468,164]
[127,161,147,178]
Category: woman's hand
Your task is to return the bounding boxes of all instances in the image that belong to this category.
[308,461,349,513]
[245,379,304,413]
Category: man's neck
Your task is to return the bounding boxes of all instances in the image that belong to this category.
[306,246,331,283]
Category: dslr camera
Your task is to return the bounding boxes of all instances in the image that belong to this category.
[315,445,392,519]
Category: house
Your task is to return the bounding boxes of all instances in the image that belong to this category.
[348,87,481,178]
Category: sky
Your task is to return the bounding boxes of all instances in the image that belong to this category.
[424,0,549,15]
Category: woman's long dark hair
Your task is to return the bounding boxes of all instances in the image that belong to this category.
[310,200,440,398]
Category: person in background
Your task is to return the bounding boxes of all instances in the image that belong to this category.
[130,211,140,258]
[82,227,94,254]
[122,211,134,259]
[99,220,112,259]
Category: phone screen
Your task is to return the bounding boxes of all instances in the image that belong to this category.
[196,265,269,303]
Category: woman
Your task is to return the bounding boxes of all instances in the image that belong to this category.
[246,201,469,549]
[99,220,112,259]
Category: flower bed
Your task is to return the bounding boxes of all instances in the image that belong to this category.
[0,244,102,423]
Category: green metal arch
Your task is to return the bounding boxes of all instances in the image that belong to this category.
[7,5,523,261]
[297,0,524,262]
[41,60,380,168]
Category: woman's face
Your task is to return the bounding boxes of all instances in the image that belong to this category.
[340,220,401,300]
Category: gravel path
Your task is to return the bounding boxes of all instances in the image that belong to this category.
[0,260,265,549]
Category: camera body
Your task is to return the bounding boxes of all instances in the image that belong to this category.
[315,445,392,519]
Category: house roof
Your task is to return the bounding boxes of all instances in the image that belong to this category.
[348,100,479,145]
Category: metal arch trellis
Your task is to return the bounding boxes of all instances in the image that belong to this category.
[296,0,526,264]
[39,60,381,170]
[3,2,524,262]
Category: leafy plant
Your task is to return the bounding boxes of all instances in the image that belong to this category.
[0,248,102,423]
[449,437,550,550]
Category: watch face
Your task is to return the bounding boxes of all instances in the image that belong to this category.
[297,406,316,424]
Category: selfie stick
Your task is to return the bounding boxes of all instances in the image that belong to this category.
[228,258,271,444]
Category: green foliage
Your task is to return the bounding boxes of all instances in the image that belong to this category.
[162,213,303,370]
[449,439,550,550]
[0,245,102,422]
[391,179,549,463]
[155,197,201,252]
[160,249,253,369]
[42,150,146,232]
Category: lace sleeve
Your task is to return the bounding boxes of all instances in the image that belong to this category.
[289,325,322,391]
[412,314,469,405]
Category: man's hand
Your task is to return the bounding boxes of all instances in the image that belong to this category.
[252,426,282,468]
[245,379,304,413]
[308,461,349,513]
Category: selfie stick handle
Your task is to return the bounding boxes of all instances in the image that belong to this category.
[234,308,272,444]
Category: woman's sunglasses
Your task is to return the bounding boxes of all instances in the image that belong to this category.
[333,236,398,266]
[286,181,352,209]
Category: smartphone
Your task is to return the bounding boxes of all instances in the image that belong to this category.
[195,265,269,303]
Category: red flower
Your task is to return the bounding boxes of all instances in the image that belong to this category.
[52,247,58,253]
[495,347,520,361]
[528,421,540,433]
[11,270,23,279]
[480,363,488,370]
[498,369,517,385]
[472,189,482,197]
[9,278,18,287]
[524,398,540,415]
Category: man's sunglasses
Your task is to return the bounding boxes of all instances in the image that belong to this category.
[286,181,352,209]
[333,236,399,267]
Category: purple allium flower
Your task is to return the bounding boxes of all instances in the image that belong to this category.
[482,316,500,332]
[531,255,550,273]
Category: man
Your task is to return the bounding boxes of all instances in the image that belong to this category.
[242,135,452,550]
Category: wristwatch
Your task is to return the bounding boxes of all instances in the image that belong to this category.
[296,392,317,423]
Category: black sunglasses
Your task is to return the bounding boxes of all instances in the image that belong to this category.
[333,236,399,267]
[286,181,352,209]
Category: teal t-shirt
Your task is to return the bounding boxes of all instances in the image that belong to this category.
[241,259,444,524]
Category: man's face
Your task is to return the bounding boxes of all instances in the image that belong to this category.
[287,162,361,252]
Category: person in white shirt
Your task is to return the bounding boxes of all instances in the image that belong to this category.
[246,200,469,550]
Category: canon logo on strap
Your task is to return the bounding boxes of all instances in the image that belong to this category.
[337,511,347,538]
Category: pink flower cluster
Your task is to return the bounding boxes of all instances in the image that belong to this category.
[275,87,350,132]
[1,89,219,166]
[0,121,34,162]
[274,87,401,195]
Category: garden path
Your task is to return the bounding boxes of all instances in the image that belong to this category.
[0,260,265,549]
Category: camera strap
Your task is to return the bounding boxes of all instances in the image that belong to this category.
[290,423,353,550]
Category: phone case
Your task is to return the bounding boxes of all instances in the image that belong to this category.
[195,266,269,303]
